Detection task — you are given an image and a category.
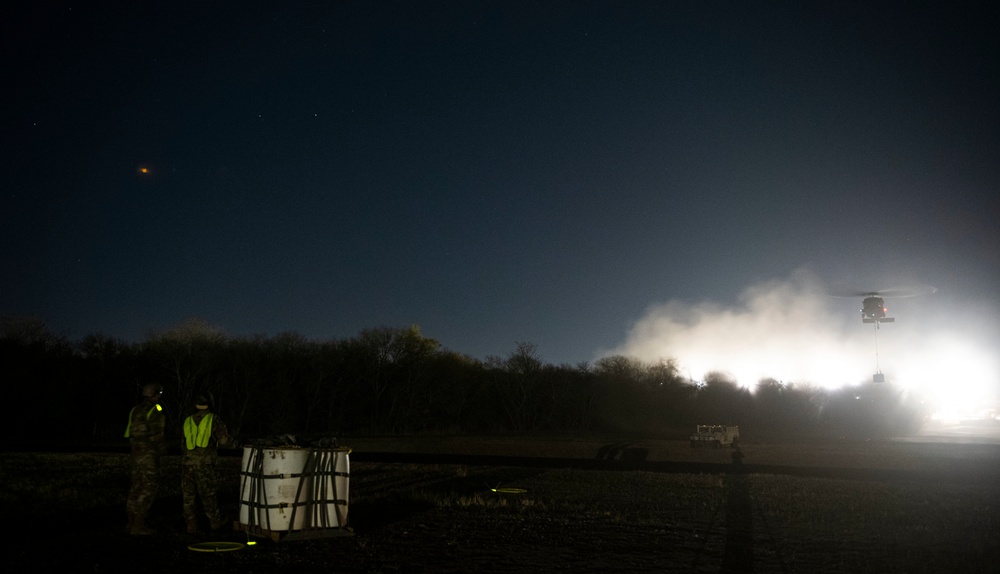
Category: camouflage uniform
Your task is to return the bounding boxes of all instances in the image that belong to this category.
[125,398,166,534]
[182,409,233,533]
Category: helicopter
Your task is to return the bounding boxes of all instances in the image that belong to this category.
[861,293,894,324]
[831,286,937,382]
[833,287,937,325]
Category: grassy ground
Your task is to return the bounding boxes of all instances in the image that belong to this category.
[1,437,998,573]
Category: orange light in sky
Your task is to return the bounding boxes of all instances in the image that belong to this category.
[138,166,150,174]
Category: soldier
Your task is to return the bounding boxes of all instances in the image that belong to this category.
[182,392,235,534]
[125,383,166,535]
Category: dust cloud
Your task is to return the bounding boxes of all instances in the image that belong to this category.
[606,271,1000,420]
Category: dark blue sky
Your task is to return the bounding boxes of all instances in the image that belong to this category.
[4,1,998,368]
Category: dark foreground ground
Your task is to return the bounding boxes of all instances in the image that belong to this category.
[3,432,999,573]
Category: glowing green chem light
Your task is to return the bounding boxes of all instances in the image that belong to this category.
[488,482,527,494]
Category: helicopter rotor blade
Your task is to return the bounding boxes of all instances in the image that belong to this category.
[827,288,879,298]
[869,286,938,299]
[827,285,937,299]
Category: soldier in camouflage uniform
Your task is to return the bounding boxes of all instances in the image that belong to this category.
[182,392,235,534]
[125,383,166,535]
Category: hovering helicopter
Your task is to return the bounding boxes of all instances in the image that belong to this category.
[833,287,936,325]
[831,286,936,382]
[861,293,894,324]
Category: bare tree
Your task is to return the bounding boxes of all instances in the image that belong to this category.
[352,325,440,433]
[142,318,226,429]
[488,342,545,432]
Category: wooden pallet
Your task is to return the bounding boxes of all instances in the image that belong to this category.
[234,521,354,542]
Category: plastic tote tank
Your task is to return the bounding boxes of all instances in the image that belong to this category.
[239,446,350,535]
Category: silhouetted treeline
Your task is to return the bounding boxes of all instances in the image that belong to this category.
[1,316,929,443]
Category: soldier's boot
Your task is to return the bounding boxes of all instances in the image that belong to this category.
[129,514,156,536]
[209,514,228,531]
[185,517,199,534]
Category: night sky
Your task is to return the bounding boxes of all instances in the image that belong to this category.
[4,2,998,409]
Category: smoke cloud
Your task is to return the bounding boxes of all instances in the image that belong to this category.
[605,270,1000,420]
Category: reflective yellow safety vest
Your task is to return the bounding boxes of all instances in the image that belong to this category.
[183,413,215,450]
[124,403,163,438]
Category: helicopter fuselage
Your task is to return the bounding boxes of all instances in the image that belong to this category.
[861,296,895,323]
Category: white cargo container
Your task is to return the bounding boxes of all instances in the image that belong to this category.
[237,445,352,541]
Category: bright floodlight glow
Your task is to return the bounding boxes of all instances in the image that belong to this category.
[604,270,1000,422]
[894,335,1000,421]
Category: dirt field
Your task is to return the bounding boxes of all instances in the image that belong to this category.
[3,434,999,573]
